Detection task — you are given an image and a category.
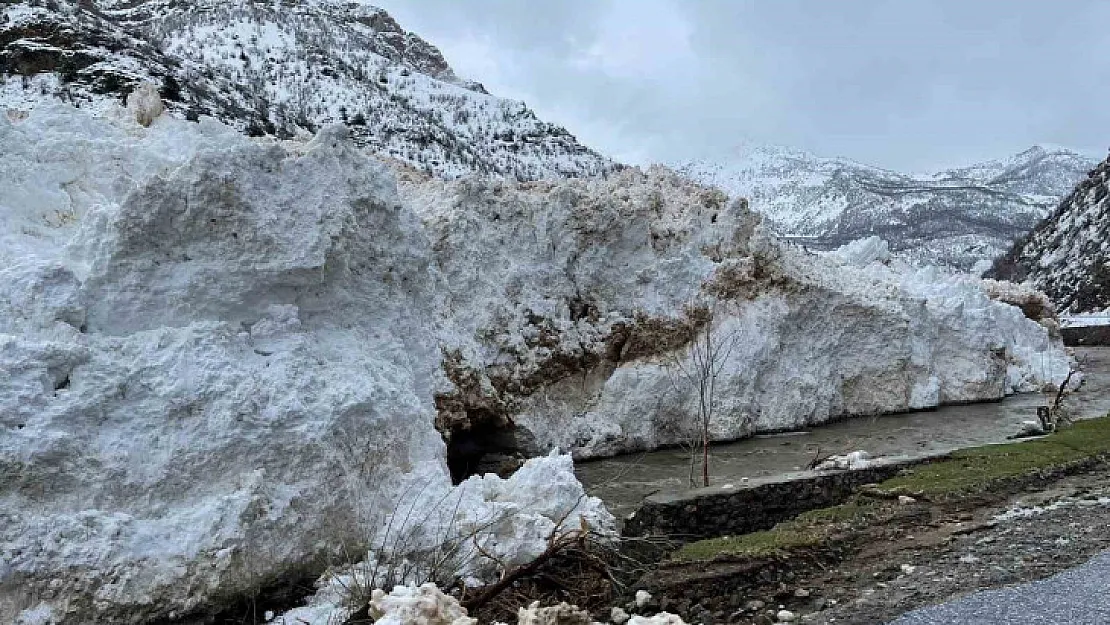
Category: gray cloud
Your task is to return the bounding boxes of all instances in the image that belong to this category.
[373,0,1110,171]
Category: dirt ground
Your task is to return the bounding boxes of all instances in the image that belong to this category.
[804,469,1110,624]
[649,464,1110,625]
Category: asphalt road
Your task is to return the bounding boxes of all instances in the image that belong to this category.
[889,550,1110,624]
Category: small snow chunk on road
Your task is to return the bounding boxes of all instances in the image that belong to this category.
[369,584,476,625]
[627,614,687,625]
[125,82,164,127]
[816,450,872,471]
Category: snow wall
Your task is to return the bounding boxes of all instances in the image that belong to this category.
[0,105,1070,623]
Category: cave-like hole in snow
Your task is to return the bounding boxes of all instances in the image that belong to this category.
[167,564,323,625]
[446,417,528,484]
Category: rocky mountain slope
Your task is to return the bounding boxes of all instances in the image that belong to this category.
[0,0,614,180]
[988,155,1110,313]
[0,99,1072,624]
[675,144,1096,271]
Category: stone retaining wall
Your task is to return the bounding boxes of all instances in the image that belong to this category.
[1063,325,1110,347]
[622,457,930,540]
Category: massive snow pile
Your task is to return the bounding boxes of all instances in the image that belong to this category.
[0,102,1071,623]
[405,177,1071,458]
[989,155,1110,313]
[0,105,611,624]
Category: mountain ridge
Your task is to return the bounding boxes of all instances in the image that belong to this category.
[674,143,1098,271]
[0,0,615,180]
[988,154,1110,313]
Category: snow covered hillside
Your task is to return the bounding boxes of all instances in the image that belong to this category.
[675,144,1096,271]
[988,155,1110,313]
[0,0,614,180]
[0,100,1072,623]
[6,0,1086,273]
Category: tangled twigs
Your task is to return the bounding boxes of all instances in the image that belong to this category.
[462,527,591,613]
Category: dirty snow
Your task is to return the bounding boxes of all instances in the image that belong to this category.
[0,104,609,624]
[0,101,1072,623]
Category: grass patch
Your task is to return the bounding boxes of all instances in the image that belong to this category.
[879,417,1110,496]
[674,500,879,562]
[671,418,1110,564]
[794,500,874,525]
[1051,417,1110,453]
[673,527,820,562]
[672,501,876,562]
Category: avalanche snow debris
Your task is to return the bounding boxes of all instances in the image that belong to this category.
[368,584,476,625]
[627,614,688,625]
[124,81,163,127]
[978,278,1056,322]
[513,600,687,625]
[516,601,593,625]
[0,101,1072,623]
[815,450,872,471]
[410,179,1072,458]
[821,235,891,267]
[280,586,691,625]
[0,104,608,625]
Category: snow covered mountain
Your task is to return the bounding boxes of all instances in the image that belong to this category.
[0,0,614,180]
[988,155,1110,313]
[675,144,1097,271]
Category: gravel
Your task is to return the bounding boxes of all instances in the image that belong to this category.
[889,550,1110,624]
[804,470,1110,624]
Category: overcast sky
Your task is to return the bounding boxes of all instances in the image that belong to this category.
[374,0,1109,172]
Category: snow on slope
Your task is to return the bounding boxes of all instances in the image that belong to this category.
[988,155,1110,313]
[675,144,1096,271]
[0,102,1071,623]
[0,0,614,180]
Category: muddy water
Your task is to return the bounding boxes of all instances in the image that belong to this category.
[576,347,1110,518]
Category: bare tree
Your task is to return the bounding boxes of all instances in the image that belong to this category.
[1039,356,1085,432]
[666,304,744,487]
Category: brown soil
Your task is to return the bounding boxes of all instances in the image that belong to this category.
[641,460,1110,625]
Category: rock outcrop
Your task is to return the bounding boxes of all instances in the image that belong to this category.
[989,155,1110,313]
